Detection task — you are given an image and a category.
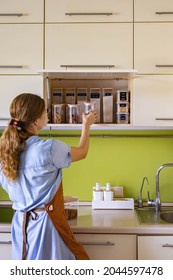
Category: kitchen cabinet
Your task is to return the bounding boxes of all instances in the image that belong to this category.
[45,0,133,23]
[0,233,12,260]
[45,23,133,69]
[0,24,43,74]
[0,0,43,23]
[134,0,173,22]
[75,233,136,260]
[138,236,173,260]
[133,75,173,126]
[0,76,43,121]
[134,23,173,74]
[40,69,135,128]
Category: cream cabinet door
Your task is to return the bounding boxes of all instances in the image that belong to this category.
[45,0,133,22]
[0,76,43,120]
[0,24,43,74]
[0,0,43,23]
[75,234,136,260]
[134,0,173,22]
[134,23,173,74]
[45,24,133,69]
[138,236,173,260]
[0,233,12,260]
[133,75,173,126]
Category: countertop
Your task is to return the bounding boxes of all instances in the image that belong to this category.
[1,205,173,235]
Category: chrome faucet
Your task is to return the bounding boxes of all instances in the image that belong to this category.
[148,163,173,213]
[136,176,149,208]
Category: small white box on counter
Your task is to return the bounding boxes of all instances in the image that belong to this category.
[92,198,134,210]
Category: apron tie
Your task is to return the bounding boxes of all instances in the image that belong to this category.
[22,208,44,260]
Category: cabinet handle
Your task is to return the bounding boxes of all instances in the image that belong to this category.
[0,241,12,245]
[162,243,173,247]
[155,118,173,121]
[0,13,23,17]
[65,13,113,16]
[156,12,173,15]
[0,118,9,120]
[60,65,115,68]
[79,241,115,246]
[0,65,23,69]
[155,65,173,68]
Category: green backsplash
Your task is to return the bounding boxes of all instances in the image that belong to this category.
[1,130,173,203]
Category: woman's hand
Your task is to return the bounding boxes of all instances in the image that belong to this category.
[82,111,97,127]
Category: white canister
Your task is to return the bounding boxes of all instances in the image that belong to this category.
[104,183,114,201]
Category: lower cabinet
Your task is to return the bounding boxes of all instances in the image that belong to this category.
[0,233,12,260]
[75,233,136,260]
[138,236,173,260]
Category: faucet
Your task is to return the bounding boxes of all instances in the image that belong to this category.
[136,176,149,208]
[148,163,173,213]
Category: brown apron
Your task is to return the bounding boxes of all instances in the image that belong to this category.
[22,181,90,260]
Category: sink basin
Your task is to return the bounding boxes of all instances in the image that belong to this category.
[160,212,173,223]
[0,205,14,223]
[136,207,173,224]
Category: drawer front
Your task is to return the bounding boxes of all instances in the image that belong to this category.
[45,0,133,23]
[138,236,173,260]
[0,0,43,23]
[134,0,173,22]
[75,234,136,260]
[0,233,12,260]
[45,23,133,69]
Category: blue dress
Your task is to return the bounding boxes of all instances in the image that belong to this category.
[0,136,76,260]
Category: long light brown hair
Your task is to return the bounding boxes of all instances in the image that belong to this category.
[0,93,45,181]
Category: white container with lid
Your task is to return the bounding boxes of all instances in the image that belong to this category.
[104,183,114,201]
[116,113,129,124]
[93,182,104,201]
[116,102,129,113]
[116,90,129,102]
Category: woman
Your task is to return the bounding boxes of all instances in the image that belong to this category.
[0,93,97,260]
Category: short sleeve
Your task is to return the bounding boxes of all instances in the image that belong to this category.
[51,140,71,169]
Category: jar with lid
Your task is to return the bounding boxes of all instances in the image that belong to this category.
[67,104,80,124]
[84,101,96,114]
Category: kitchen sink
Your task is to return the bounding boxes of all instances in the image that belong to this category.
[135,207,173,224]
[0,205,14,223]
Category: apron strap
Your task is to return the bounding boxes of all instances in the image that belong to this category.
[22,208,45,260]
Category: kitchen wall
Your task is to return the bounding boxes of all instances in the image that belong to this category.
[1,130,173,202]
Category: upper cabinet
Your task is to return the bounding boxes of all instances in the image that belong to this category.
[0,0,44,23]
[134,23,173,74]
[45,0,133,23]
[0,24,43,74]
[45,23,133,69]
[134,0,173,22]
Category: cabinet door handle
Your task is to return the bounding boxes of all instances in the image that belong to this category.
[0,241,12,245]
[162,243,173,247]
[0,118,9,120]
[0,65,23,69]
[155,65,173,68]
[65,13,113,16]
[156,12,173,15]
[0,13,23,17]
[60,65,115,68]
[155,118,173,121]
[79,241,115,246]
